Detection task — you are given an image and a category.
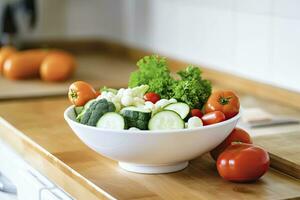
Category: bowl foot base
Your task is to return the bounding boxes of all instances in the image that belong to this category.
[119,161,188,174]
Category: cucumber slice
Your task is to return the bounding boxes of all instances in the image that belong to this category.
[74,106,84,116]
[96,112,125,130]
[121,106,151,130]
[148,110,184,130]
[164,102,190,119]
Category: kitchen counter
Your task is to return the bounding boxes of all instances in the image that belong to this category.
[0,54,300,200]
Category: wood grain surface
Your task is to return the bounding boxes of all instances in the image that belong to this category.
[254,132,300,179]
[0,53,135,100]
[0,98,299,200]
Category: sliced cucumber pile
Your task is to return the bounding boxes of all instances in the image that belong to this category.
[121,106,151,130]
[164,102,190,119]
[75,96,190,131]
[148,110,184,130]
[96,112,126,130]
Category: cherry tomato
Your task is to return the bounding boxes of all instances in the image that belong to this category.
[191,109,203,118]
[144,92,160,104]
[68,81,97,106]
[40,51,76,82]
[217,143,270,182]
[205,91,240,119]
[201,111,225,125]
[210,128,252,160]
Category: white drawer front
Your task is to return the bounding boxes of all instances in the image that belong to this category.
[0,136,73,200]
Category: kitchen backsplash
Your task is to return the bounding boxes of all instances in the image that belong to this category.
[19,0,300,93]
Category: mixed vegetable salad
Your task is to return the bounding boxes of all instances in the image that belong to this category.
[68,55,240,131]
[67,55,270,183]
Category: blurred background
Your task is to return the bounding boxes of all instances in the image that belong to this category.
[1,0,299,93]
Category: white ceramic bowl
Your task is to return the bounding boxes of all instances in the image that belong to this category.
[64,106,240,174]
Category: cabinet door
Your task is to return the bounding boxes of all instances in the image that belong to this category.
[0,191,17,200]
[41,188,73,200]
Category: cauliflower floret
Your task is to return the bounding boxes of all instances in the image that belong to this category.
[117,88,125,97]
[187,117,203,129]
[119,85,149,107]
[131,85,149,98]
[121,95,134,106]
[98,85,167,111]
[97,91,115,102]
[123,88,133,96]
[107,92,115,99]
[133,97,145,107]
[144,101,155,110]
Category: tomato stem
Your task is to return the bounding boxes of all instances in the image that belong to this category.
[70,89,78,99]
[219,96,232,105]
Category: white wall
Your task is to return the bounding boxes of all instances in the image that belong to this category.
[21,0,300,92]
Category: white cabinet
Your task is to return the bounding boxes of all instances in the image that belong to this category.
[41,188,73,200]
[0,139,73,200]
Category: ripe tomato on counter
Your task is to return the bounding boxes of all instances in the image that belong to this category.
[205,91,240,119]
[217,143,270,182]
[40,51,76,82]
[210,128,252,160]
[3,50,49,80]
[0,46,16,74]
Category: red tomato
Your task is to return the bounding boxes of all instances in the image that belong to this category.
[3,50,49,80]
[217,143,270,182]
[68,81,97,106]
[191,109,203,118]
[205,91,240,119]
[201,111,225,125]
[40,51,76,82]
[210,128,252,160]
[144,92,160,104]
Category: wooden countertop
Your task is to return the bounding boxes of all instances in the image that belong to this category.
[0,98,300,200]
[0,54,299,200]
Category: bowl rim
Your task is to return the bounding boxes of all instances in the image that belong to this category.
[64,105,241,135]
